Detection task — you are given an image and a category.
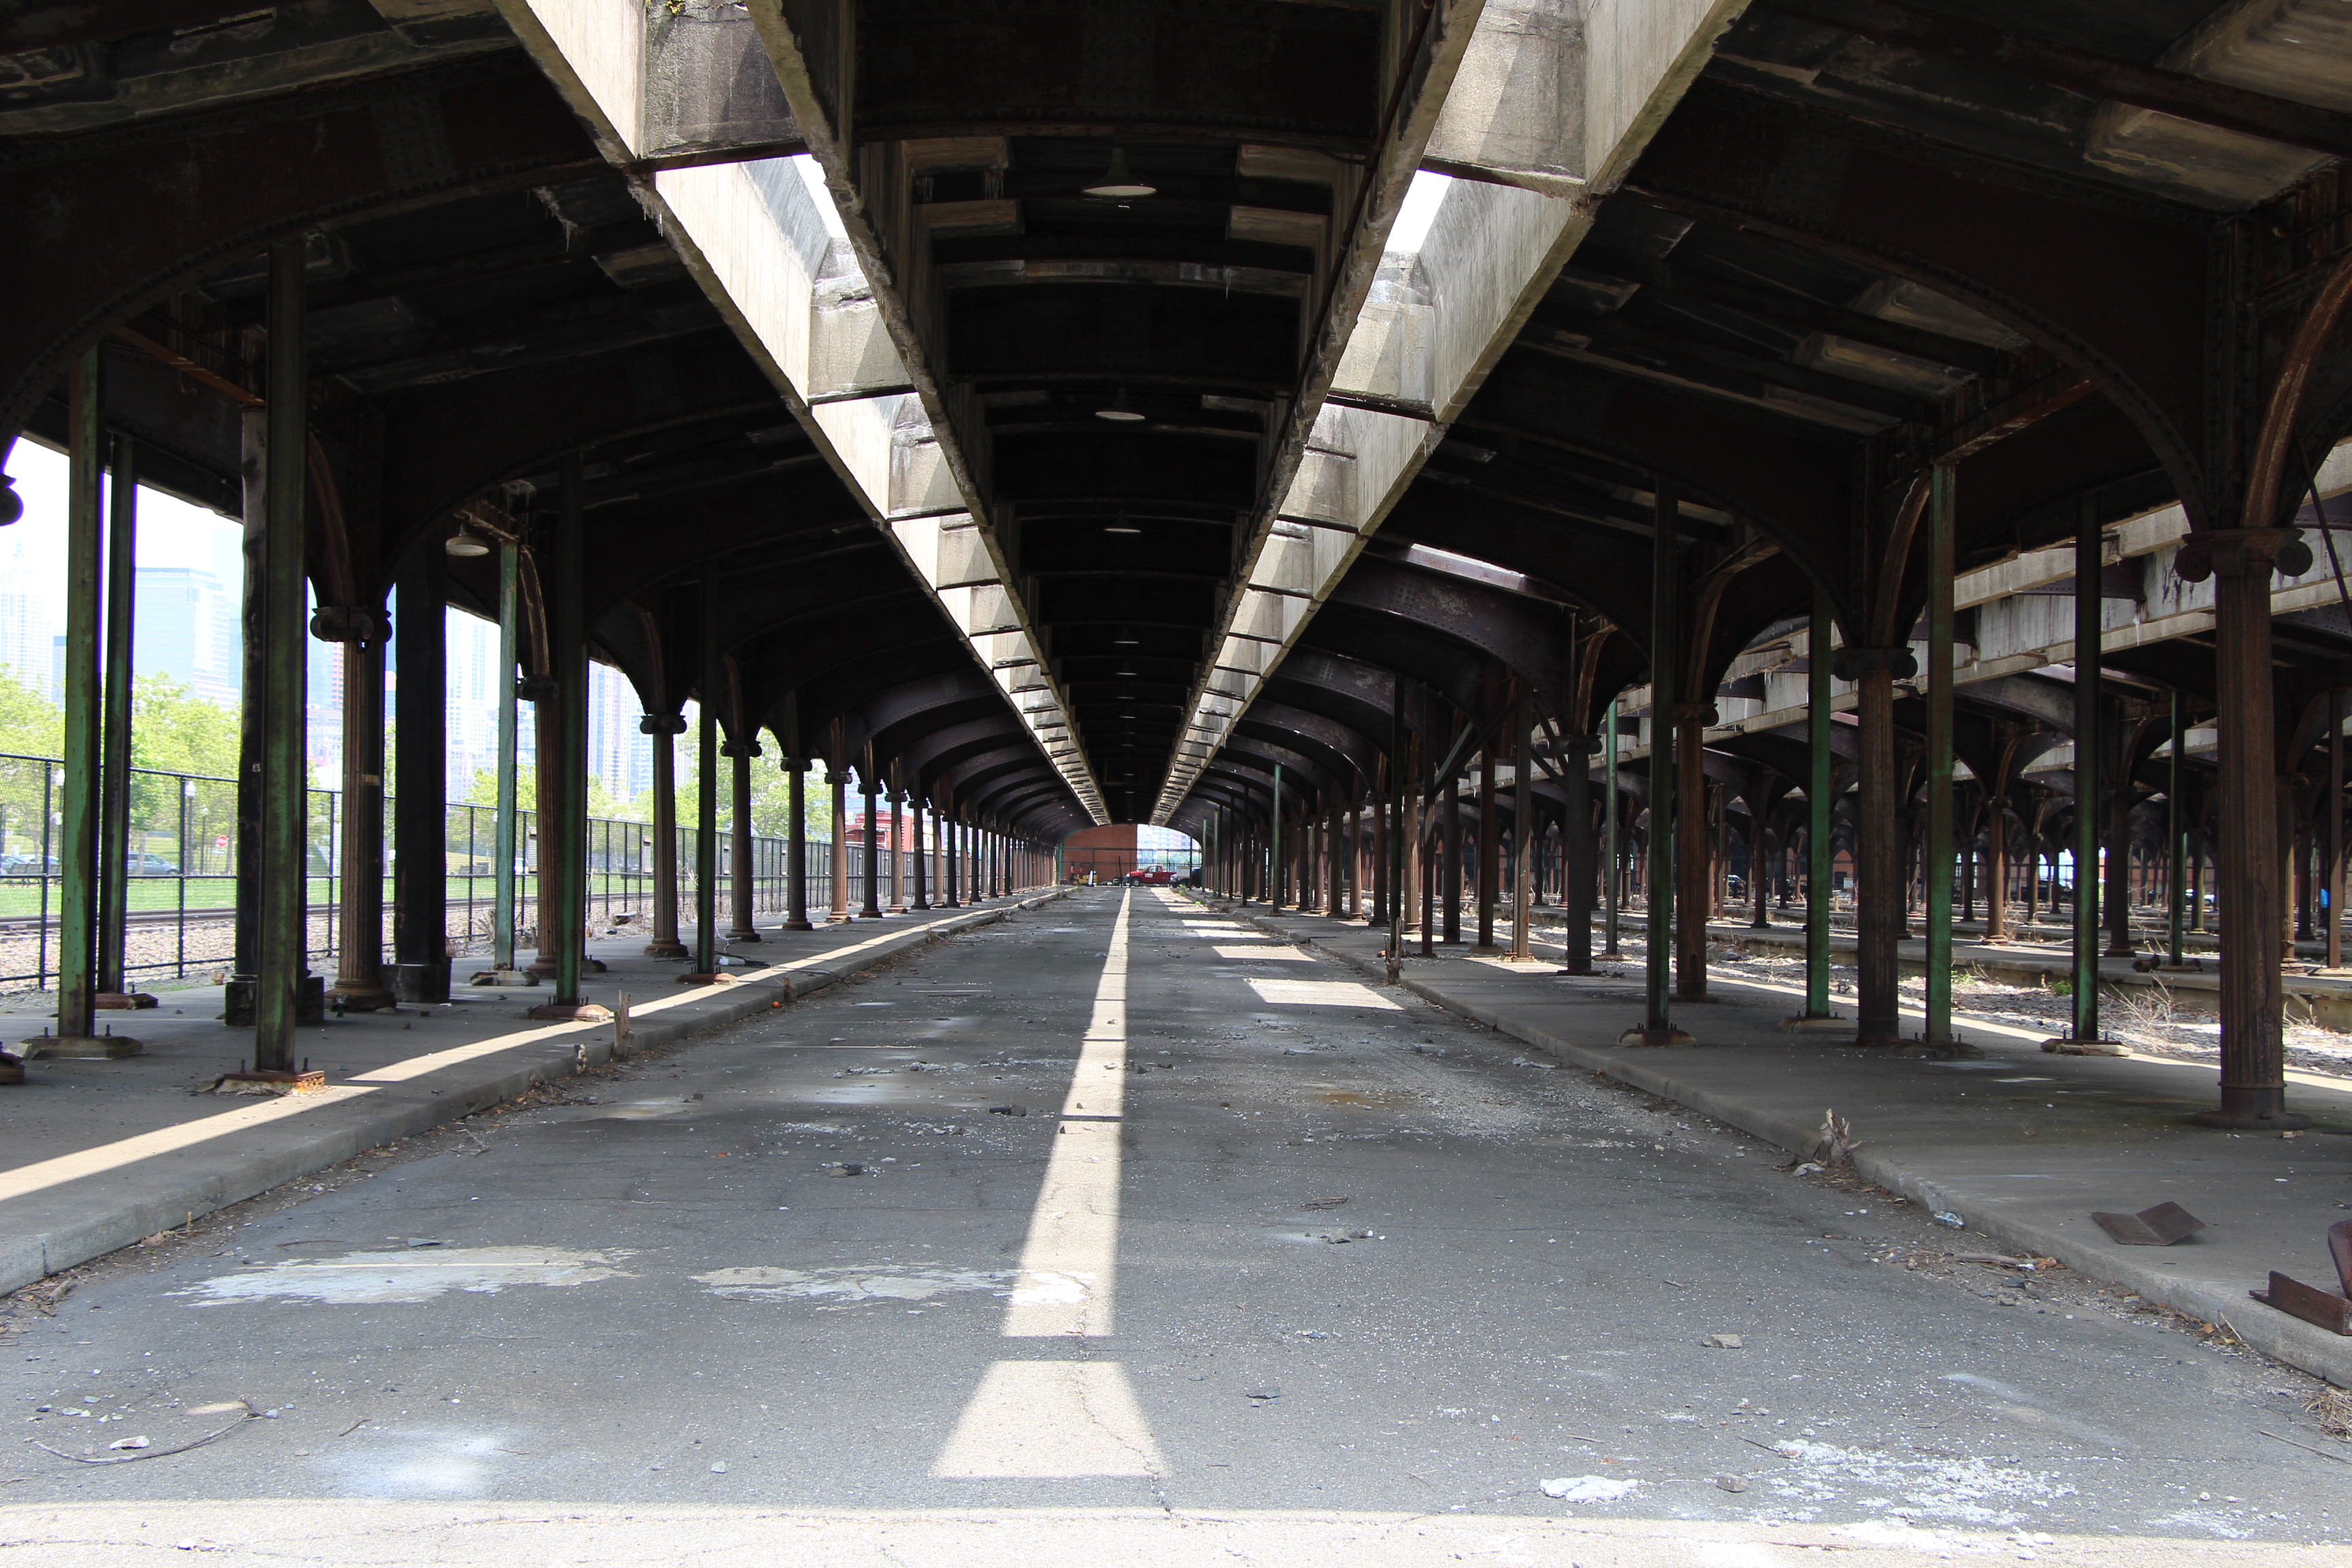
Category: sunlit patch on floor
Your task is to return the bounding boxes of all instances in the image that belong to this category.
[931,1360,1166,1477]
[691,1264,1012,1306]
[171,1247,635,1305]
[1317,1088,1411,1107]
[1215,945,1312,960]
[1246,978,1405,1009]
[1760,1438,2076,1526]
[314,1422,527,1499]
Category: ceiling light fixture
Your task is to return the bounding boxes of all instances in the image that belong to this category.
[1094,386,1146,423]
[444,523,491,558]
[1082,147,1156,201]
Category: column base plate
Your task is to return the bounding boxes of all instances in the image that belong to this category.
[22,1034,142,1059]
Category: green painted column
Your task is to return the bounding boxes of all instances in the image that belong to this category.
[1270,762,1284,911]
[45,348,106,1051]
[492,539,521,974]
[694,574,721,968]
[255,240,312,1073]
[2071,497,2105,1044]
[393,534,451,1002]
[1924,463,1957,1050]
[2169,687,2189,968]
[529,453,590,1015]
[1386,685,1405,983]
[1603,697,1620,957]
[1803,586,1835,1021]
[96,431,136,1001]
[1632,479,1688,1045]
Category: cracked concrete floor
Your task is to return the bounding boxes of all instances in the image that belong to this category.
[0,887,2347,1566]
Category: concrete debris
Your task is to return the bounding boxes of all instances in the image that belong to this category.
[1715,1473,1748,1492]
[1815,1109,1863,1166]
[1301,1196,1349,1210]
[1540,1475,1639,1503]
[1792,1162,1825,1176]
[1246,1387,1281,1401]
[1935,1212,1967,1229]
[823,1164,862,1177]
[1703,1333,1745,1349]
[105,1435,150,1450]
[709,1461,728,1473]
[986,1105,1027,1117]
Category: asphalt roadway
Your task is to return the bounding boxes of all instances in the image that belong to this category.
[0,887,2345,1566]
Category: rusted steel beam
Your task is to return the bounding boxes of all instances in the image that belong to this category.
[0,1,264,50]
[1767,0,2352,161]
[2178,527,2310,1128]
[1843,642,1914,1049]
[1622,86,2212,521]
[0,54,600,446]
[1597,261,2014,376]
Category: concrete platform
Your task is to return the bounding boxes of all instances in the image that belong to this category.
[0,892,1066,1296]
[1518,907,2352,1027]
[1206,896,2352,1388]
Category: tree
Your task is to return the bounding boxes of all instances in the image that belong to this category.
[464,763,630,822]
[630,729,832,842]
[0,667,59,760]
[129,674,239,780]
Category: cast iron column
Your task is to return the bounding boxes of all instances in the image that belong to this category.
[1923,463,1957,1051]
[1674,700,1708,1002]
[887,790,907,912]
[393,535,451,1002]
[538,455,589,1012]
[860,768,883,917]
[1849,644,1908,1048]
[911,796,929,909]
[641,716,688,956]
[491,540,520,974]
[43,348,109,1052]
[690,581,721,973]
[328,615,393,1009]
[942,808,960,909]
[828,768,849,921]
[1563,726,1594,974]
[725,738,760,941]
[1269,763,1284,911]
[229,391,266,1022]
[1476,736,1497,948]
[1631,480,1688,1045]
[255,242,312,1069]
[2166,691,2187,966]
[1511,698,1533,962]
[783,755,812,930]
[95,431,135,1003]
[2070,502,2107,1042]
[1603,698,1620,956]
[2185,529,2307,1126]
[1984,796,2009,945]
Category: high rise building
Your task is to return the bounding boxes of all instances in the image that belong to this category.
[587,660,650,807]
[0,528,59,702]
[132,566,239,706]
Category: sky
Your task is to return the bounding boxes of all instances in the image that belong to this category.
[2,436,244,585]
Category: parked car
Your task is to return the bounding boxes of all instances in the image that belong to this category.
[127,853,179,875]
[0,853,57,875]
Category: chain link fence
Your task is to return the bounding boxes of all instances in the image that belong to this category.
[1,753,951,996]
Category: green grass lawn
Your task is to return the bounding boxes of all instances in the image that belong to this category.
[0,872,690,921]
